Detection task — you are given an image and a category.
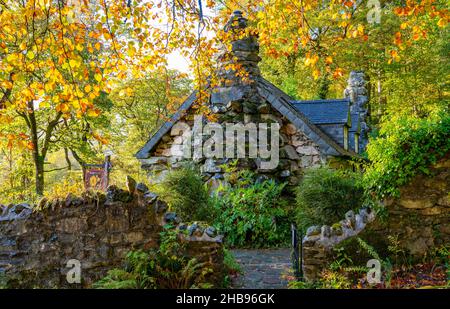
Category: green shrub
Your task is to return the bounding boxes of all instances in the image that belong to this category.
[223,248,242,275]
[295,166,364,232]
[211,172,291,248]
[221,248,242,288]
[154,166,212,222]
[364,111,450,199]
[94,228,214,289]
[0,273,7,289]
[288,280,317,289]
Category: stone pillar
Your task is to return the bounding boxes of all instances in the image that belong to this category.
[344,71,370,152]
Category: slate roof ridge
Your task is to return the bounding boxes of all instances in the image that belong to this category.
[291,98,350,104]
[256,77,355,157]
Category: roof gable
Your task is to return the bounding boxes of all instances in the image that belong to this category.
[135,91,197,159]
[135,78,356,159]
[256,78,353,157]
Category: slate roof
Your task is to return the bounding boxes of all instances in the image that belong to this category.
[135,77,357,159]
[256,78,353,157]
[290,99,350,125]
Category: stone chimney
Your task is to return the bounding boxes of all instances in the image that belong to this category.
[344,71,370,151]
[221,10,261,79]
[211,11,262,114]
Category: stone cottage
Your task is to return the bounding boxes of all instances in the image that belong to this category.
[135,11,370,185]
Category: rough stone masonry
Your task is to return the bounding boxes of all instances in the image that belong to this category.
[302,153,450,281]
[0,180,224,288]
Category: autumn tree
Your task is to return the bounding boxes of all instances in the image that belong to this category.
[102,69,191,185]
[1,0,447,196]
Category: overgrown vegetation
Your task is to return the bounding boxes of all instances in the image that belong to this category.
[295,166,364,232]
[153,166,292,249]
[222,248,242,287]
[211,170,291,248]
[289,238,449,289]
[364,111,450,199]
[154,166,212,222]
[0,273,6,289]
[94,227,214,289]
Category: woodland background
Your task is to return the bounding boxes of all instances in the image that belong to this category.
[0,0,448,202]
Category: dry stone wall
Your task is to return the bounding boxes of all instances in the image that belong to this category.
[364,154,450,256]
[302,154,450,281]
[302,207,376,281]
[0,181,224,288]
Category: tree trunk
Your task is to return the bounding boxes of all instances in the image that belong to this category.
[70,148,86,182]
[64,147,72,171]
[28,107,45,196]
[34,157,45,196]
[20,102,62,196]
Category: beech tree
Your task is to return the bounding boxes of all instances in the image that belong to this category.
[1,0,448,195]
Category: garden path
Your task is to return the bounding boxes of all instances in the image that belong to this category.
[231,248,291,289]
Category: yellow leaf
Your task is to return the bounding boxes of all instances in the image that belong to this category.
[56,103,69,113]
[27,51,35,60]
[6,54,17,63]
[45,82,55,92]
[87,108,100,117]
[69,59,79,68]
[84,85,92,92]
[312,69,320,80]
[94,73,102,82]
[437,18,447,28]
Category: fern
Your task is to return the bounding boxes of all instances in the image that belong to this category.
[357,238,381,261]
[95,227,215,289]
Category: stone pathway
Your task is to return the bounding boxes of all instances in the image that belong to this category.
[231,248,291,289]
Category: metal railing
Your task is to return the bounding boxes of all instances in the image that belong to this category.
[291,223,303,281]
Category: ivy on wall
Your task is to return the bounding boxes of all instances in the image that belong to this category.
[364,111,450,199]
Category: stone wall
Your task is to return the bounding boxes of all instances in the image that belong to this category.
[0,181,224,288]
[364,153,450,255]
[302,207,376,281]
[302,154,450,281]
[142,107,324,187]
